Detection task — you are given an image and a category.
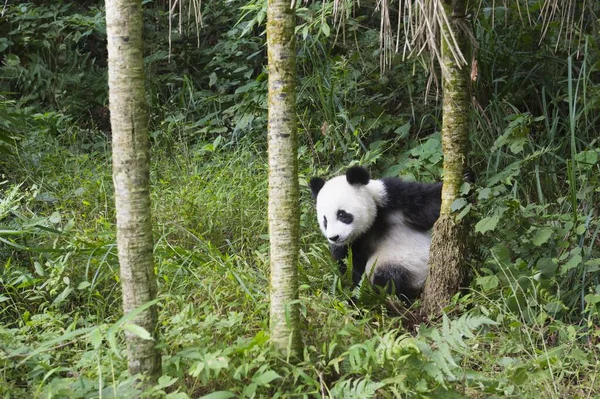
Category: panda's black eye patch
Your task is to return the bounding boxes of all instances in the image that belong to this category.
[323,216,328,229]
[337,210,353,224]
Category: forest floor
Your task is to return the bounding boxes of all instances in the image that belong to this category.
[1,137,599,399]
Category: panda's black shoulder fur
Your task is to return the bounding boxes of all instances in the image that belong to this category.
[379,177,442,231]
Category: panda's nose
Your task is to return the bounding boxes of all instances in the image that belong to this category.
[328,235,340,242]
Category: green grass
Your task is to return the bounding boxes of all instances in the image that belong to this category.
[1,131,599,398]
[1,0,599,396]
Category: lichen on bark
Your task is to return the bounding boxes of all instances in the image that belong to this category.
[266,0,302,358]
[422,0,471,316]
[106,0,161,387]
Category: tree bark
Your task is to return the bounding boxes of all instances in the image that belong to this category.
[266,0,302,357]
[422,0,470,316]
[106,0,161,386]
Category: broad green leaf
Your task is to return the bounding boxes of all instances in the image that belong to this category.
[460,182,471,195]
[475,215,499,234]
[90,327,103,349]
[490,244,510,263]
[575,149,598,165]
[476,275,499,291]
[206,355,228,370]
[199,391,235,399]
[321,22,330,37]
[457,203,472,221]
[561,254,582,274]
[242,383,257,398]
[189,361,205,377]
[394,123,410,137]
[478,187,491,200]
[531,227,552,246]
[166,393,190,399]
[5,54,20,66]
[157,375,178,389]
[584,294,600,306]
[253,370,281,385]
[585,259,600,273]
[451,198,467,212]
[509,136,528,154]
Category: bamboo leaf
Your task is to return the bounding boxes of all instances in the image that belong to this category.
[122,323,154,341]
[198,391,235,399]
[321,21,330,37]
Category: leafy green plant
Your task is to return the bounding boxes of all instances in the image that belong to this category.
[1,0,600,398]
[0,3,107,123]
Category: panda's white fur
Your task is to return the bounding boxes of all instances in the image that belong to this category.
[310,166,442,299]
[362,211,431,289]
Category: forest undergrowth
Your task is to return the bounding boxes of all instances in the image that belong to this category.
[1,1,599,398]
[1,132,599,398]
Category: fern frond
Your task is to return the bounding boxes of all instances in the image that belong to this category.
[329,377,385,399]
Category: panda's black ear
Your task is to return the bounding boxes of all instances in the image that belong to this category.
[309,177,325,199]
[346,166,370,186]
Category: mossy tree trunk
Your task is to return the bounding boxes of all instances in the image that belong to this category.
[422,0,470,316]
[106,0,161,387]
[266,0,302,357]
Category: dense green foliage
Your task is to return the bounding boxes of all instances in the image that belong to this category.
[1,1,599,398]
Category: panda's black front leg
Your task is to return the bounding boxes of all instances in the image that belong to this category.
[350,244,367,288]
[330,244,349,276]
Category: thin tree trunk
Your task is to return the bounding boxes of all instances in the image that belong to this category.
[106,0,161,386]
[422,0,470,316]
[266,0,302,357]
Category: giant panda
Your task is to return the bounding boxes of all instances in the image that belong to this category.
[309,166,442,300]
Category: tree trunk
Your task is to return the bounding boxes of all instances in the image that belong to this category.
[106,0,161,387]
[266,0,302,357]
[422,0,470,316]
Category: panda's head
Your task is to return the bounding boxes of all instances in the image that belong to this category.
[309,166,386,245]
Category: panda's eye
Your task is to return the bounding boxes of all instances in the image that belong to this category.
[337,210,353,224]
[323,216,328,229]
